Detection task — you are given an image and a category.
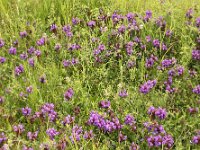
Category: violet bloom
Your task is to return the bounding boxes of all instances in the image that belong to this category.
[50,24,57,32]
[13,124,25,135]
[153,39,160,48]
[27,131,38,141]
[0,57,6,64]
[20,52,28,60]
[126,41,134,55]
[22,145,34,150]
[46,128,59,140]
[161,59,174,68]
[83,130,94,140]
[71,58,79,65]
[147,135,163,147]
[127,60,135,68]
[193,85,200,95]
[0,39,5,48]
[119,132,127,142]
[64,88,74,101]
[176,66,184,76]
[87,21,96,28]
[119,89,128,98]
[20,31,27,38]
[70,125,83,143]
[126,12,135,22]
[28,58,35,67]
[68,43,81,51]
[39,76,46,83]
[155,107,167,120]
[35,50,41,57]
[139,80,157,94]
[155,16,166,29]
[9,47,17,55]
[188,107,199,114]
[63,60,71,67]
[28,46,35,54]
[37,37,46,46]
[26,86,33,93]
[62,115,75,125]
[192,49,200,60]
[186,8,193,19]
[162,134,174,149]
[166,30,173,37]
[99,100,110,108]
[41,103,57,122]
[112,12,122,24]
[0,132,7,144]
[130,142,140,150]
[22,107,32,116]
[54,43,62,52]
[192,135,200,144]
[15,64,24,76]
[146,36,151,42]
[72,17,80,25]
[118,25,126,34]
[196,17,200,28]
[0,96,4,104]
[124,114,135,125]
[145,55,158,68]
[143,10,152,22]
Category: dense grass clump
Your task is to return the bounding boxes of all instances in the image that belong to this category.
[0,0,200,149]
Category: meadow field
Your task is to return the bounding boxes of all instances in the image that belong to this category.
[0,0,200,149]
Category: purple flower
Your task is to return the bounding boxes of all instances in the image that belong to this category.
[62,115,75,125]
[143,10,152,22]
[55,43,62,51]
[0,39,5,48]
[126,41,134,55]
[126,12,135,22]
[68,43,81,51]
[192,49,200,60]
[155,107,167,120]
[145,55,158,68]
[46,128,59,140]
[35,50,41,57]
[37,37,46,46]
[9,47,17,55]
[139,80,157,94]
[192,135,200,144]
[87,21,96,28]
[39,75,46,83]
[176,66,184,76]
[146,36,151,42]
[0,132,7,144]
[22,145,34,150]
[119,89,128,98]
[188,107,199,114]
[0,57,6,64]
[155,16,166,29]
[26,86,33,93]
[118,25,126,34]
[28,58,35,67]
[63,60,71,67]
[20,31,28,38]
[22,107,32,116]
[153,39,160,48]
[41,103,57,122]
[13,124,25,135]
[127,60,135,68]
[27,131,38,141]
[186,8,193,19]
[119,132,127,142]
[161,58,175,68]
[165,30,173,37]
[28,47,35,54]
[196,17,200,27]
[20,52,28,60]
[72,18,80,25]
[130,142,140,150]
[0,96,4,104]
[64,88,74,101]
[193,85,200,95]
[124,114,135,125]
[50,24,57,32]
[162,134,174,148]
[83,130,94,140]
[99,100,110,108]
[15,64,24,76]
[70,125,83,143]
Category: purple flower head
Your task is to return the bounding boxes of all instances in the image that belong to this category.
[155,16,166,29]
[146,36,151,42]
[155,107,167,120]
[145,55,158,68]
[37,37,46,46]
[166,30,173,37]
[39,75,46,83]
[46,128,59,140]
[119,131,127,142]
[186,8,193,19]
[13,124,25,135]
[162,134,174,148]
[0,57,6,64]
[50,24,57,32]
[124,114,135,125]
[0,39,5,48]
[71,58,79,65]
[20,52,28,60]
[192,135,200,144]
[140,80,157,94]
[64,88,74,101]
[55,43,62,52]
[22,145,34,150]
[196,17,200,27]
[62,115,75,125]
[20,31,27,38]
[70,125,83,143]
[68,43,81,51]
[28,46,35,54]
[119,89,128,98]
[192,49,200,60]
[112,12,123,24]
[28,58,35,67]
[87,21,96,28]
[0,132,7,144]
[83,130,94,140]
[72,17,80,25]
[9,47,17,55]
[153,39,160,48]
[161,58,175,68]
[0,96,4,104]
[118,25,126,34]
[35,50,41,57]
[15,64,24,76]
[130,142,140,150]
[193,85,200,95]
[27,131,38,141]
[126,12,135,22]
[26,86,33,93]
[176,66,184,76]
[127,60,135,68]
[188,107,199,114]
[22,107,32,116]
[143,10,152,22]
[99,100,110,108]
[63,59,71,67]
[41,103,57,121]
[63,25,71,33]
